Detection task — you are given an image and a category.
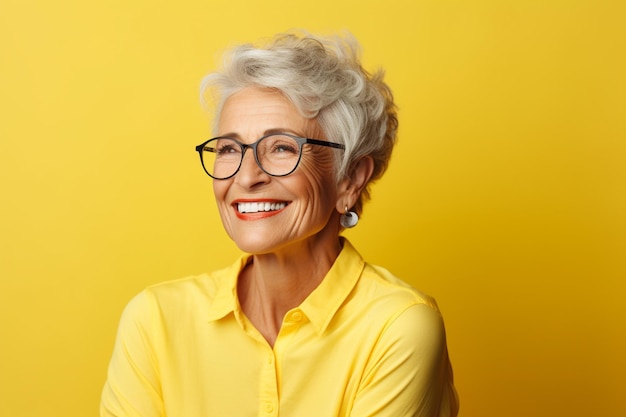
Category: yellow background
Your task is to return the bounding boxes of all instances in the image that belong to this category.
[1,1,624,416]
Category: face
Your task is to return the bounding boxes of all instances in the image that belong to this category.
[213,87,343,255]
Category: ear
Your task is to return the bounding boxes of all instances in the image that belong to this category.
[336,156,375,212]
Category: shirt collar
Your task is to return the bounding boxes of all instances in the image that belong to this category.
[298,238,364,335]
[206,238,365,335]
[206,255,250,322]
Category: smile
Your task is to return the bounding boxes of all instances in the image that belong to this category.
[237,201,288,214]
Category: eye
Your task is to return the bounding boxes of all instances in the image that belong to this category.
[266,137,299,155]
[273,143,297,153]
[215,141,241,155]
[217,145,235,154]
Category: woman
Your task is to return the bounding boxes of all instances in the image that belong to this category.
[101,32,459,417]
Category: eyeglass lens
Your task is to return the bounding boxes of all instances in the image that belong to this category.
[201,134,302,179]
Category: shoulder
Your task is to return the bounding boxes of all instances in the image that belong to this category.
[115,274,211,326]
[143,271,223,304]
[119,260,241,327]
[357,264,451,366]
[340,240,438,312]
[358,262,441,314]
[343,261,447,346]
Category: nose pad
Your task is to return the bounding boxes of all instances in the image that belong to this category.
[235,148,269,185]
[239,148,261,172]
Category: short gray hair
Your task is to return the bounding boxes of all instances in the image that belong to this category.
[200,31,398,215]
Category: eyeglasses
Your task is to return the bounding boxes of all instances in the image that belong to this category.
[195,133,345,180]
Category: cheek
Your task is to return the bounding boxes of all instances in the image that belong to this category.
[212,181,229,206]
[298,152,338,205]
[299,147,336,179]
[212,181,235,231]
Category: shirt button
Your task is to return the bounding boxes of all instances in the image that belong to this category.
[291,311,303,322]
[265,402,275,413]
[267,355,274,364]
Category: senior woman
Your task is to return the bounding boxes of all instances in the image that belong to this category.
[101,32,458,417]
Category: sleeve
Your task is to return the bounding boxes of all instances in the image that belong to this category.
[100,290,166,417]
[349,303,459,417]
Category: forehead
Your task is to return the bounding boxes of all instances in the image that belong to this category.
[217,87,322,139]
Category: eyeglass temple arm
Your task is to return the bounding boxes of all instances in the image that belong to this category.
[195,144,216,153]
[305,138,345,150]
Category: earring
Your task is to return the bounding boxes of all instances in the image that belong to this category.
[340,205,359,228]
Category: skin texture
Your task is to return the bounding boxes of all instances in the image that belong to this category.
[213,87,373,346]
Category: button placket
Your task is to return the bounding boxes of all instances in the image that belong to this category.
[258,347,279,417]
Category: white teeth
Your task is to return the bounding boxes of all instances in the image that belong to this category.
[238,202,286,213]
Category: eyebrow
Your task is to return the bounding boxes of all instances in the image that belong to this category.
[217,128,309,140]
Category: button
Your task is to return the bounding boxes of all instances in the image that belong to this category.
[265,402,275,413]
[267,354,274,364]
[291,311,303,322]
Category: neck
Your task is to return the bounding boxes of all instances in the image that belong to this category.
[237,234,343,347]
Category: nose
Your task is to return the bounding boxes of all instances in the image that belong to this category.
[234,147,270,187]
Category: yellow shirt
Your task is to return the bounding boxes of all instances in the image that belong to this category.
[101,239,458,417]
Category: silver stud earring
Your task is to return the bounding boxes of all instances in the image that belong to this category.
[340,205,359,228]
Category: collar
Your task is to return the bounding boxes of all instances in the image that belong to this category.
[205,255,249,322]
[206,238,365,336]
[298,238,364,335]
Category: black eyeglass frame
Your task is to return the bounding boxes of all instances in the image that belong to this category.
[195,133,345,180]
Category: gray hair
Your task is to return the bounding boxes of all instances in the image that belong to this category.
[200,31,398,215]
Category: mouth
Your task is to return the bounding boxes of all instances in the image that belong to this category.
[233,200,289,217]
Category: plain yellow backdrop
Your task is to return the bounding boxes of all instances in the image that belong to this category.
[1,1,624,416]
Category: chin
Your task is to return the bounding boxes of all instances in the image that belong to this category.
[233,240,282,255]
[227,231,283,255]
[224,216,335,256]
